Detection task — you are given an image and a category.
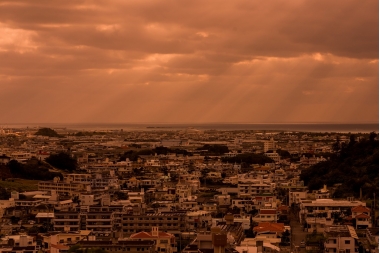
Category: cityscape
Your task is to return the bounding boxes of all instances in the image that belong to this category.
[0,125,377,253]
[0,1,378,253]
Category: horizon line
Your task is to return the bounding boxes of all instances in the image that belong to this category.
[0,122,378,125]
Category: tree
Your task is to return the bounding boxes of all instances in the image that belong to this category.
[369,132,377,142]
[46,152,77,172]
[8,160,23,174]
[281,229,291,246]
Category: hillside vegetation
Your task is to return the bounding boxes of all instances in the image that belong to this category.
[300,133,378,199]
[35,127,62,137]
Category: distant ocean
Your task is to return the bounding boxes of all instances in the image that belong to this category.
[2,123,378,133]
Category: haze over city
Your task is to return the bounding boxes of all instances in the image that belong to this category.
[0,0,378,124]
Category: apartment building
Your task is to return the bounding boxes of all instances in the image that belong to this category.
[299,199,366,224]
[263,138,275,152]
[54,212,81,232]
[121,212,187,237]
[85,211,115,239]
[237,179,274,198]
[38,180,91,196]
[264,152,280,163]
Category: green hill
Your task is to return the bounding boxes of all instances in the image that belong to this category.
[300,133,378,199]
[35,127,61,137]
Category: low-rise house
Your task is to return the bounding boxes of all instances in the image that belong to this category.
[0,235,38,253]
[129,227,177,253]
[323,225,358,253]
[288,190,307,207]
[214,194,231,206]
[252,209,278,223]
[253,222,284,246]
[186,211,212,230]
[42,230,92,250]
[351,205,372,229]
[212,215,251,230]
[182,227,236,253]
[215,213,245,245]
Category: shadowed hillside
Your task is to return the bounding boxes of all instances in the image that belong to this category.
[300,132,378,199]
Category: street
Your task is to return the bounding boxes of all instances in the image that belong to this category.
[290,211,307,253]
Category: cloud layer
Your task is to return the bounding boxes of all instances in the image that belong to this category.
[0,0,378,123]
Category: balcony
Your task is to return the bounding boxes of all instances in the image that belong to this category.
[54,218,80,222]
[86,218,112,222]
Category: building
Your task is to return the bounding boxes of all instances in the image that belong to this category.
[237,179,274,198]
[74,239,156,253]
[323,225,358,253]
[0,235,38,253]
[252,209,278,223]
[263,138,275,152]
[54,212,81,232]
[351,205,372,229]
[129,227,177,253]
[122,212,187,237]
[299,199,366,224]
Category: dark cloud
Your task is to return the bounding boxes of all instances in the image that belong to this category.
[0,0,377,123]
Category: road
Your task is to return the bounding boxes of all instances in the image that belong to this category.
[290,211,307,253]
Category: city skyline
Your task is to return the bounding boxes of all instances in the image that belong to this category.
[0,0,378,124]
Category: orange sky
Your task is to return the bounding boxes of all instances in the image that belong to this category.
[0,0,378,124]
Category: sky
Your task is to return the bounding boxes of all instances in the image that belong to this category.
[0,0,378,124]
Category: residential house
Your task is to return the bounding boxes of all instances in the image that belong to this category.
[323,225,358,253]
[129,227,177,253]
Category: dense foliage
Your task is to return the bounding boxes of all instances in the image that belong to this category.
[34,128,62,137]
[7,159,63,180]
[46,152,78,172]
[300,133,378,199]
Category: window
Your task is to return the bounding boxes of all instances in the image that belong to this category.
[345,240,350,244]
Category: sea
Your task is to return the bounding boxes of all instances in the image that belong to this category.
[1,123,378,133]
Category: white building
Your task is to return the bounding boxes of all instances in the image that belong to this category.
[324,225,358,253]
